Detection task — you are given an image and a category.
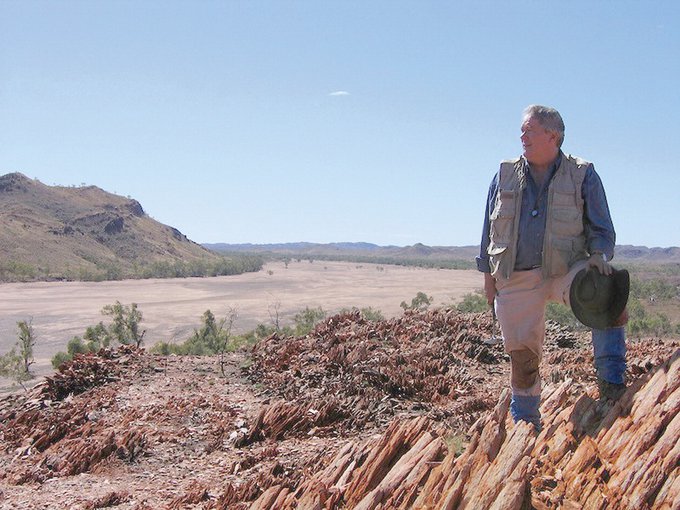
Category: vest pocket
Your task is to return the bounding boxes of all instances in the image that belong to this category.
[488,242,508,278]
[551,208,583,237]
[549,236,586,278]
[551,189,577,206]
[548,237,573,277]
[490,189,517,245]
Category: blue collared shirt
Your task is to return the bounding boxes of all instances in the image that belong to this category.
[476,152,616,273]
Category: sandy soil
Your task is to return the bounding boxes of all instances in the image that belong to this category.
[0,261,482,381]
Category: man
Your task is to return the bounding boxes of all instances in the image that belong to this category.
[476,105,627,430]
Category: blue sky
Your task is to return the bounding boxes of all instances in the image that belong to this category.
[1,1,678,248]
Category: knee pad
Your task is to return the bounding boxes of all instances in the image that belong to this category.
[510,349,540,390]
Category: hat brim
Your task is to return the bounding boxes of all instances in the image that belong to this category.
[569,268,630,329]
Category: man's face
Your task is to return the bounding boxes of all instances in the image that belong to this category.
[520,116,558,166]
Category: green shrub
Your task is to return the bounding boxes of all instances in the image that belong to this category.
[103,302,145,346]
[294,306,327,335]
[455,292,488,313]
[545,303,585,330]
[360,307,385,322]
[67,337,89,355]
[625,297,677,337]
[629,277,678,301]
[51,351,72,369]
[400,292,433,311]
[1,320,37,386]
[339,307,385,322]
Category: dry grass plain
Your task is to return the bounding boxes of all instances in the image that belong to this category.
[0,261,482,383]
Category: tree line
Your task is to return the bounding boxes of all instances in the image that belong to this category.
[0,254,264,283]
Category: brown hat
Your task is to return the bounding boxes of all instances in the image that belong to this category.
[569,267,630,329]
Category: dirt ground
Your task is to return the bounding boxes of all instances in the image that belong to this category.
[0,262,482,386]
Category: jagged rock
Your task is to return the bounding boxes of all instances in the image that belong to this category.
[42,345,143,400]
[1,310,677,509]
[249,349,680,509]
[245,308,508,437]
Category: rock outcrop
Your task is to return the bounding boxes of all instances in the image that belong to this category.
[0,309,677,509]
[250,349,680,509]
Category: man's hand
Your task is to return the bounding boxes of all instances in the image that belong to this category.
[587,252,612,275]
[484,272,497,306]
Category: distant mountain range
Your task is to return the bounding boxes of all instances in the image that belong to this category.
[205,242,680,265]
[0,172,227,281]
[205,242,478,258]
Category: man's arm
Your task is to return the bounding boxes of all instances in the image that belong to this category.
[582,165,616,275]
[476,174,499,304]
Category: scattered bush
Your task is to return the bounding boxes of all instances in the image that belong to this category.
[50,352,72,369]
[103,302,145,347]
[627,297,675,337]
[294,307,327,336]
[455,292,488,313]
[51,302,146,368]
[339,307,385,322]
[401,292,433,311]
[545,303,585,330]
[0,320,36,388]
[359,307,385,322]
[629,277,678,301]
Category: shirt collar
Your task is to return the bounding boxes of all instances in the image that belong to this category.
[521,151,562,173]
[520,151,562,190]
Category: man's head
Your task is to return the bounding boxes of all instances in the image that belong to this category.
[521,105,564,168]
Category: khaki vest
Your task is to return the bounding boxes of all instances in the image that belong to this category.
[488,154,589,280]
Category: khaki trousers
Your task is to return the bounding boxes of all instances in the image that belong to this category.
[494,260,587,396]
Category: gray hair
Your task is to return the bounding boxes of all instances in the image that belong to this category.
[523,105,565,148]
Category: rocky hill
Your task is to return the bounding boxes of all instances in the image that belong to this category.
[0,172,228,281]
[0,307,677,509]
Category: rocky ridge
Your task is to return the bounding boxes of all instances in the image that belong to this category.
[0,307,678,509]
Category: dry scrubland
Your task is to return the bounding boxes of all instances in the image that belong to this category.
[0,261,481,382]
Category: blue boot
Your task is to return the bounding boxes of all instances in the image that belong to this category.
[510,394,541,431]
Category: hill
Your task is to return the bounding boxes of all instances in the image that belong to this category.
[0,308,677,508]
[0,172,258,282]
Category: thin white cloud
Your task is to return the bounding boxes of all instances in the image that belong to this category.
[329,91,350,96]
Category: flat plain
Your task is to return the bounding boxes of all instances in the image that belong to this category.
[0,261,482,381]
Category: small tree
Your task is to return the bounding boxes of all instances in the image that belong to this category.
[102,301,145,347]
[51,302,146,369]
[268,301,282,331]
[216,308,238,377]
[189,310,223,354]
[401,292,433,311]
[0,319,36,389]
[0,348,29,389]
[182,308,238,375]
[83,322,112,349]
[17,319,36,374]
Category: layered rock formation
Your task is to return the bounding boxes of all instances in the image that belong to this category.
[250,349,679,509]
[0,308,677,509]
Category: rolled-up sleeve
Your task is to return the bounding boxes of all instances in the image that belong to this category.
[476,173,499,273]
[582,165,616,260]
